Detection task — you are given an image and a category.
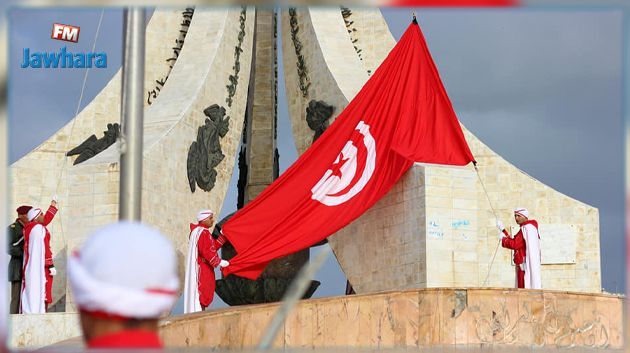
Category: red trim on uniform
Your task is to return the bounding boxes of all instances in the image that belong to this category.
[145,288,178,295]
[44,206,57,223]
[216,233,228,246]
[516,266,525,288]
[87,329,163,349]
[521,219,538,228]
[81,309,132,321]
[521,219,540,238]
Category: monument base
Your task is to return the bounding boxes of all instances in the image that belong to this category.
[9,313,80,349]
[11,288,623,350]
[160,288,623,350]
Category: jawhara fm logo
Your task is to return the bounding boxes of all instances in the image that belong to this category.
[21,23,107,69]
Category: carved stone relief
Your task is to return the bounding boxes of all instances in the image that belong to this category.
[288,8,310,99]
[66,123,120,165]
[306,100,334,143]
[186,104,230,192]
[469,297,611,348]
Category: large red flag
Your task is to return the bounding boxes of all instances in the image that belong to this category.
[388,0,518,6]
[222,21,475,279]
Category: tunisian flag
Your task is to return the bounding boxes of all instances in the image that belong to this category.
[222,21,475,279]
[388,0,517,6]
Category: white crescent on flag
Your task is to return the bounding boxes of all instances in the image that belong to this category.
[311,121,376,206]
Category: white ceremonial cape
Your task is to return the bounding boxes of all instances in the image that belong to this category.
[21,224,47,313]
[522,223,542,289]
[183,226,204,314]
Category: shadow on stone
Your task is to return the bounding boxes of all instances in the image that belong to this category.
[213,214,320,306]
[50,246,67,312]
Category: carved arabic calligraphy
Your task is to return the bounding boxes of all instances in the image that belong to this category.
[147,7,194,105]
[225,7,247,108]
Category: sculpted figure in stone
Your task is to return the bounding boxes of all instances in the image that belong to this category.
[66,123,120,165]
[306,100,334,143]
[187,104,230,192]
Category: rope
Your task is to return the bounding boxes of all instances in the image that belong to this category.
[474,163,502,287]
[51,9,106,250]
[55,8,106,193]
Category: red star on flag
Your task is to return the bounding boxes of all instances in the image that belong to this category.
[329,153,349,178]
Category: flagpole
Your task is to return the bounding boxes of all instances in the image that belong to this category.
[0,23,8,337]
[119,7,145,221]
[257,246,331,350]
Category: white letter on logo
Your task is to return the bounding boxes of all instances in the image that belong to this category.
[52,24,63,39]
[62,27,79,42]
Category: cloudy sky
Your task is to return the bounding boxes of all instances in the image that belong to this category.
[6,7,626,311]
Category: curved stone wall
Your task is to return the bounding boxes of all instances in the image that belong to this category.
[62,8,255,310]
[281,7,367,155]
[9,7,256,311]
[8,8,198,310]
[340,6,396,76]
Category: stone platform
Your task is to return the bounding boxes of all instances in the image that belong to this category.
[9,312,80,349]
[159,288,623,350]
[10,288,623,350]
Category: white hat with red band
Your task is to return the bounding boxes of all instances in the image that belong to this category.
[196,209,214,222]
[26,208,42,222]
[514,207,529,219]
[67,222,179,319]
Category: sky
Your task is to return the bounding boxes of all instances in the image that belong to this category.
[6,6,626,312]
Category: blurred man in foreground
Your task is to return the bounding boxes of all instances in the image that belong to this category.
[67,222,178,348]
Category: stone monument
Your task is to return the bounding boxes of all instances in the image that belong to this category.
[10,7,256,346]
[8,6,618,351]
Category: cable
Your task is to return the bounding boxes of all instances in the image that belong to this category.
[55,8,106,193]
[474,163,502,287]
[52,9,106,252]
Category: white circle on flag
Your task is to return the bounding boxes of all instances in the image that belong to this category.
[311,121,376,206]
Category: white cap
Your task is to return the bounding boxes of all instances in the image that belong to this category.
[27,208,42,222]
[197,209,214,222]
[68,222,179,319]
[514,207,529,219]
